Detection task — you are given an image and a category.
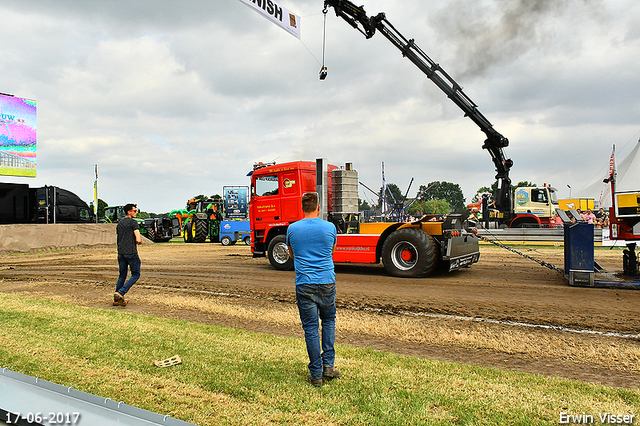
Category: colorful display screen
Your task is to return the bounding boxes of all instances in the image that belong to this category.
[0,93,37,177]
[223,186,249,219]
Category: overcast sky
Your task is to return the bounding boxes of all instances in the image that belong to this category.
[1,0,639,213]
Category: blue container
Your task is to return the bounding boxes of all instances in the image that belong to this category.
[563,222,594,286]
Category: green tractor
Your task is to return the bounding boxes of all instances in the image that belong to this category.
[104,206,177,242]
[181,198,224,243]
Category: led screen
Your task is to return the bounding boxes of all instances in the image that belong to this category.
[223,186,249,219]
[0,93,37,177]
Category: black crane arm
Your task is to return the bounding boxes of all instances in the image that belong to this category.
[323,0,513,213]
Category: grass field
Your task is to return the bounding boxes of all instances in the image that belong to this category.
[0,292,638,426]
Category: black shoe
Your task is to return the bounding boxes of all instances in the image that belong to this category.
[323,366,340,380]
[308,375,323,387]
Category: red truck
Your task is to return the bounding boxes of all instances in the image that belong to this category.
[249,159,480,278]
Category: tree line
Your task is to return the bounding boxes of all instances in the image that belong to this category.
[358,180,539,215]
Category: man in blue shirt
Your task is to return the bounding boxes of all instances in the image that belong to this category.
[286,192,339,387]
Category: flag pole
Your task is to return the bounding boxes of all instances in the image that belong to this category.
[94,164,98,223]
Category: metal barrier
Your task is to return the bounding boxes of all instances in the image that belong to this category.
[0,368,197,426]
[477,228,603,244]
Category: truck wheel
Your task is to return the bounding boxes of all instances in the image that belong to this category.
[381,227,438,278]
[511,218,539,228]
[267,234,293,271]
[220,236,232,246]
[243,236,251,245]
[194,217,208,243]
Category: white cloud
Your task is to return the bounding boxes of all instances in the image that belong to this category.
[1,0,639,212]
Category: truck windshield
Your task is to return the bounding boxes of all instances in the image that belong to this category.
[255,175,279,197]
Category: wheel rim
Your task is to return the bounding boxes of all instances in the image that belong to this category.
[390,241,418,271]
[272,242,290,265]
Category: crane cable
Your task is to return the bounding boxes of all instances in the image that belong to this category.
[319,7,328,80]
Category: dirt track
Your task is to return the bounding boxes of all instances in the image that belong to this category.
[0,234,639,389]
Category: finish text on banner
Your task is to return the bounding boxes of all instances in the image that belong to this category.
[238,0,301,39]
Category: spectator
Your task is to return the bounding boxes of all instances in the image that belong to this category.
[582,209,596,224]
[286,192,340,387]
[113,203,142,307]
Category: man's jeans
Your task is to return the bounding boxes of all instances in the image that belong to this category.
[116,253,141,296]
[296,283,336,379]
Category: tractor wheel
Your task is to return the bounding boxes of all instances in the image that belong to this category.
[381,227,438,278]
[183,221,193,243]
[194,217,208,243]
[243,236,251,245]
[267,234,293,271]
[220,236,232,246]
[145,226,158,242]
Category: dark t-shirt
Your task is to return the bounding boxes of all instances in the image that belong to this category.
[117,217,140,255]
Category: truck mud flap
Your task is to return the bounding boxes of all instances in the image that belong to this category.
[445,235,480,271]
[448,252,480,271]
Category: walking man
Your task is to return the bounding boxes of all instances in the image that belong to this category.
[113,203,142,307]
[286,192,340,387]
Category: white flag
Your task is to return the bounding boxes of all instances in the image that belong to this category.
[238,0,301,39]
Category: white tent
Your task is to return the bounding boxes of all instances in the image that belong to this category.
[575,139,640,208]
[615,139,640,193]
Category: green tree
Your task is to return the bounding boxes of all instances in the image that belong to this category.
[417,181,465,213]
[377,183,404,209]
[473,181,538,203]
[472,184,495,203]
[97,199,108,218]
[358,198,371,211]
[407,199,450,215]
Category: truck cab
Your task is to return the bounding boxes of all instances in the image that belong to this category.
[509,185,559,228]
[250,161,330,259]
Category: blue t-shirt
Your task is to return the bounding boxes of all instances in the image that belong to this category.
[286,218,337,285]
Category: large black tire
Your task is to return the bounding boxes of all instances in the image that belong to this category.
[267,234,293,271]
[183,221,193,243]
[144,225,158,242]
[194,217,208,243]
[381,227,438,278]
[220,236,232,246]
[511,218,539,228]
[243,236,251,246]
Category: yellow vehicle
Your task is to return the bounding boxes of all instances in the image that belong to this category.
[558,198,594,212]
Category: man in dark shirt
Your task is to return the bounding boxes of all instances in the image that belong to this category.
[114,203,142,307]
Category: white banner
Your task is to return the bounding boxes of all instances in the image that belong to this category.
[238,0,301,39]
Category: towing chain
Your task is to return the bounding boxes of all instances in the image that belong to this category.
[478,234,565,275]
